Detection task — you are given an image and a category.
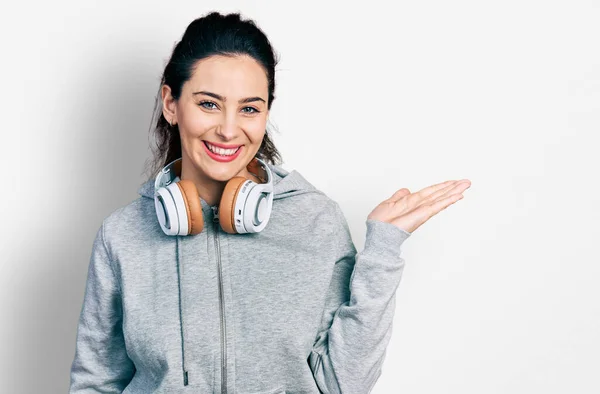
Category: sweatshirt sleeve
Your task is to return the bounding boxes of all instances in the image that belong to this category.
[308,203,411,394]
[69,222,136,393]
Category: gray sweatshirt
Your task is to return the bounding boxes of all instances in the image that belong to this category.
[69,162,411,393]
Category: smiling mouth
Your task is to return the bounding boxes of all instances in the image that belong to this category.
[203,141,242,156]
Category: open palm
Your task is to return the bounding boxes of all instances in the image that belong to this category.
[368,179,471,234]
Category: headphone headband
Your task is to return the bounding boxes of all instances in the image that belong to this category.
[154,157,183,192]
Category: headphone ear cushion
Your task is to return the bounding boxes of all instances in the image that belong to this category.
[219,176,248,234]
[176,179,204,235]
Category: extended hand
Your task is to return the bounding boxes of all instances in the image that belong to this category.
[367,179,471,234]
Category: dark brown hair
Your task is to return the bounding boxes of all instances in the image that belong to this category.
[143,11,283,181]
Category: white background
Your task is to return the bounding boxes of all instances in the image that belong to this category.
[1,0,599,393]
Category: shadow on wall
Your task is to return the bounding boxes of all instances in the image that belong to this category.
[6,40,158,393]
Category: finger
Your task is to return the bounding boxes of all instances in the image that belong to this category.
[406,180,455,207]
[416,181,460,207]
[414,180,457,201]
[417,179,470,209]
[423,193,464,220]
[388,188,411,202]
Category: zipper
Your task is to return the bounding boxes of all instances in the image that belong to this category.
[212,206,227,393]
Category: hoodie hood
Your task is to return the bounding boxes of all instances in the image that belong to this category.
[137,162,317,203]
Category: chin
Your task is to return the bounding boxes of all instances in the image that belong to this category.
[201,160,247,182]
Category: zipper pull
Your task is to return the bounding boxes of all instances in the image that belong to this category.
[212,206,219,223]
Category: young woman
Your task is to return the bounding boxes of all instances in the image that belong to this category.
[69,11,470,394]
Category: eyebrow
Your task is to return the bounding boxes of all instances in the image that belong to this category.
[192,90,266,104]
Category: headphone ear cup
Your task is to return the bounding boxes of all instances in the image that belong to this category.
[176,179,204,235]
[219,176,248,234]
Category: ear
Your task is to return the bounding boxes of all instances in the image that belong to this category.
[161,84,177,124]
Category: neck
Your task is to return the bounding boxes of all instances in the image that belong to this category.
[179,156,262,207]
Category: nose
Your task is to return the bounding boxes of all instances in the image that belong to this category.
[215,112,239,141]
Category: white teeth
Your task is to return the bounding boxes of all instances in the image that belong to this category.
[206,142,239,156]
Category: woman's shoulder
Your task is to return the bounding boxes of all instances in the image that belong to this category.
[99,181,162,248]
[102,197,153,230]
[265,163,350,235]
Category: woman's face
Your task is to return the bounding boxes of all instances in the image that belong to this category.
[162,54,269,183]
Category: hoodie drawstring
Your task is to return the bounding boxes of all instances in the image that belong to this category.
[175,236,189,386]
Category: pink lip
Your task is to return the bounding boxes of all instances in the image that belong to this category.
[202,141,243,162]
[204,141,243,149]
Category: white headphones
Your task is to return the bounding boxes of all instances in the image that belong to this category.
[154,157,274,236]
